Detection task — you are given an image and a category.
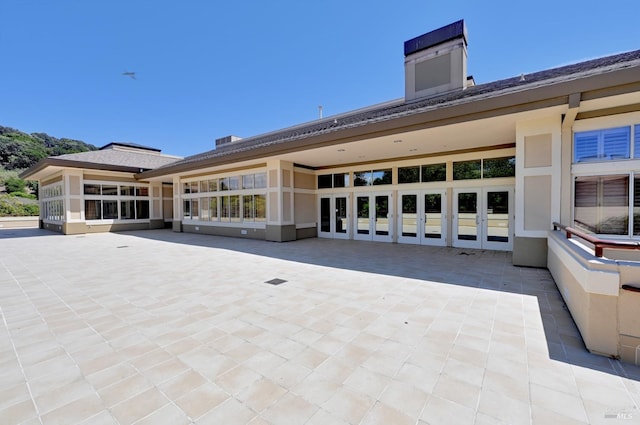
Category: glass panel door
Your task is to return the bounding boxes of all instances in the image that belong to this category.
[319,197,331,237]
[335,196,348,238]
[398,190,446,246]
[318,195,349,239]
[373,193,393,242]
[424,192,445,245]
[375,195,389,236]
[483,188,513,251]
[356,196,370,237]
[400,194,418,241]
[453,189,481,249]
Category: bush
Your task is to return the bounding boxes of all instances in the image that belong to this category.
[9,192,37,200]
[0,195,39,216]
[5,176,25,194]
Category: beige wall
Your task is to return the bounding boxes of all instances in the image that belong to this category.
[294,171,315,189]
[523,175,551,231]
[294,193,316,224]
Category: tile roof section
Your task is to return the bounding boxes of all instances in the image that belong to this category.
[145,49,640,175]
[55,149,180,170]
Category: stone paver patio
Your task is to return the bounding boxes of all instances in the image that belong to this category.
[1,228,639,425]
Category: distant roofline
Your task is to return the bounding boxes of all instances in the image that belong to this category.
[101,142,162,153]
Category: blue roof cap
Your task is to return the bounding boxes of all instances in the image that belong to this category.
[404,20,466,57]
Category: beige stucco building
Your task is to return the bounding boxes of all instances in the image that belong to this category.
[21,21,640,364]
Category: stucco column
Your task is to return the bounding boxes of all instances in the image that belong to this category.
[265,159,296,241]
[172,176,182,232]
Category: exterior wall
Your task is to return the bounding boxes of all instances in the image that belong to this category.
[547,232,619,358]
[548,231,640,364]
[0,217,39,229]
[515,116,562,267]
[182,223,266,240]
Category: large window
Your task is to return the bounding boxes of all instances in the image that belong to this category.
[453,157,515,180]
[84,182,150,221]
[574,127,630,162]
[398,163,447,184]
[574,175,629,235]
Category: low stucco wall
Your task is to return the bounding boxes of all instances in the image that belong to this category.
[0,216,39,229]
[547,231,640,364]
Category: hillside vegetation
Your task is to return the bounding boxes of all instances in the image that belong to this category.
[0,125,98,216]
[0,125,97,171]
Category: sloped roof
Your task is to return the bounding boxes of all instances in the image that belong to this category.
[20,146,181,180]
[54,149,178,170]
[139,49,640,178]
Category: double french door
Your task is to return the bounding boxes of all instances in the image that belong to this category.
[453,187,513,250]
[397,190,447,246]
[354,192,393,242]
[318,195,349,239]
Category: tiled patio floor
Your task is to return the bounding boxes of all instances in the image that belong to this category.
[1,228,639,425]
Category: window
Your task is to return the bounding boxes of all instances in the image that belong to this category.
[84,184,101,195]
[210,197,218,220]
[243,174,254,189]
[453,160,481,180]
[483,156,515,178]
[372,169,392,185]
[422,163,446,182]
[85,200,101,220]
[254,173,267,189]
[318,173,350,189]
[398,163,446,184]
[333,173,349,188]
[103,200,118,219]
[121,200,135,220]
[220,177,229,191]
[574,175,629,235]
[574,127,630,162]
[228,176,240,191]
[120,186,135,196]
[354,171,372,186]
[102,185,118,196]
[398,166,420,184]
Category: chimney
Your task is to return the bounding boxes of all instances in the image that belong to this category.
[404,20,468,102]
[215,135,242,148]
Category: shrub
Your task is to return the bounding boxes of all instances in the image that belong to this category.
[5,177,25,194]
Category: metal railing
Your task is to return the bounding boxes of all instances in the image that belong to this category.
[552,222,640,258]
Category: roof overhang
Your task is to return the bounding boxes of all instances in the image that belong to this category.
[137,63,640,179]
[20,158,149,181]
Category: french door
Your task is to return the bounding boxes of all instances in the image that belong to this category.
[453,187,513,250]
[397,190,447,246]
[354,192,393,242]
[318,195,349,239]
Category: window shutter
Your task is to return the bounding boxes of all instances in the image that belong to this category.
[574,131,598,162]
[602,127,630,159]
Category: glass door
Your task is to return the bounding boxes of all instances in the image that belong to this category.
[355,195,370,240]
[453,187,513,250]
[483,188,513,251]
[398,190,446,246]
[453,189,481,249]
[354,193,393,242]
[423,191,446,246]
[372,194,392,242]
[334,196,349,239]
[399,193,419,244]
[318,195,350,239]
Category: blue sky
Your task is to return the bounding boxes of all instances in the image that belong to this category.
[1,1,638,158]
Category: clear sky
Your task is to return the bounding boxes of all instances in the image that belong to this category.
[1,1,638,158]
